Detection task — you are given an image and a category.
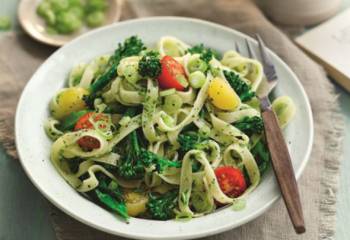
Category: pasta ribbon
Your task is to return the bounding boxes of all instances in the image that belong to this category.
[272,96,296,129]
[158,36,189,57]
[221,50,263,91]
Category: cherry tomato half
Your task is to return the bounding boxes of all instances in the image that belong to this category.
[74,112,109,131]
[77,136,101,151]
[214,166,247,198]
[158,56,188,91]
[74,112,108,151]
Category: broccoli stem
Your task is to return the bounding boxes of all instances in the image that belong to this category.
[86,36,146,106]
[117,131,145,180]
[139,149,181,172]
[89,63,118,95]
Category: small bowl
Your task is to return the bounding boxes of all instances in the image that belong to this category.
[18,0,124,47]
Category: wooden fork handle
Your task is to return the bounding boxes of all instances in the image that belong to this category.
[262,109,306,234]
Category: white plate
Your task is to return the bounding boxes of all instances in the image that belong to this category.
[15,17,314,240]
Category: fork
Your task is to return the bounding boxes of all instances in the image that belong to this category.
[239,35,306,234]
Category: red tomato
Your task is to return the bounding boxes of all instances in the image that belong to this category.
[214,166,247,198]
[74,112,109,131]
[158,56,188,91]
[77,136,101,151]
[75,112,107,151]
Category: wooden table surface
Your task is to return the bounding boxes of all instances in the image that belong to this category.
[0,1,349,239]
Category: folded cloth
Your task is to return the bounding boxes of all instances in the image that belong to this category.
[0,0,344,239]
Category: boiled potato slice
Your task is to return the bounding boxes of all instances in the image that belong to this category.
[50,87,89,120]
[124,191,149,217]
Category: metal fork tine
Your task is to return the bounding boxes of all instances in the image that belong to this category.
[256,34,273,67]
[255,34,277,81]
[245,39,257,59]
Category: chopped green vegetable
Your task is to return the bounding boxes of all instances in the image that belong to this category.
[0,16,11,31]
[147,190,178,220]
[187,57,208,73]
[251,140,270,175]
[86,11,105,28]
[233,116,263,136]
[138,51,161,78]
[224,70,255,102]
[189,71,206,89]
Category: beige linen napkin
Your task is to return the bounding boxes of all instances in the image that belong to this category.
[0,0,344,239]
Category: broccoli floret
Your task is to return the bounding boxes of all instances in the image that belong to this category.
[251,140,271,175]
[147,190,178,220]
[187,44,220,64]
[117,131,145,180]
[177,132,208,153]
[117,121,180,178]
[177,132,209,172]
[139,149,181,173]
[86,36,146,107]
[233,116,264,136]
[224,70,255,102]
[111,36,146,64]
[89,175,129,221]
[138,51,161,78]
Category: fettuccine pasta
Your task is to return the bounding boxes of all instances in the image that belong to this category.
[44,36,296,222]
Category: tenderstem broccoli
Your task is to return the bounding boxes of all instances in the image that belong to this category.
[117,124,180,179]
[138,51,161,78]
[117,131,145,180]
[139,149,181,172]
[233,116,264,136]
[177,131,208,153]
[187,44,220,64]
[86,36,146,106]
[224,70,255,102]
[147,190,178,220]
[90,175,129,221]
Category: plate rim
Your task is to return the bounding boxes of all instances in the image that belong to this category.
[15,16,314,240]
